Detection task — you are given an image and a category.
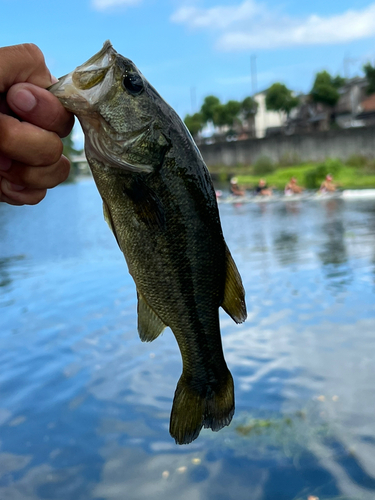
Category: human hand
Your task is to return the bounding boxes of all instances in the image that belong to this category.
[0,43,75,205]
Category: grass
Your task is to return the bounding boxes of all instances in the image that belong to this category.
[208,159,375,190]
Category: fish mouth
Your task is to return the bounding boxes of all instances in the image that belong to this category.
[48,40,117,108]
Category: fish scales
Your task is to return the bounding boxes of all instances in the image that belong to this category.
[49,41,246,444]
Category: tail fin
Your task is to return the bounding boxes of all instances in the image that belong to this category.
[169,371,234,445]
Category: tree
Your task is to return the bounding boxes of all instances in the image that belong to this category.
[332,75,346,89]
[62,131,82,181]
[212,104,229,127]
[195,94,257,135]
[265,83,299,116]
[310,71,342,107]
[241,96,258,119]
[363,63,375,94]
[184,112,204,137]
[200,95,221,123]
[62,131,81,162]
[213,100,241,128]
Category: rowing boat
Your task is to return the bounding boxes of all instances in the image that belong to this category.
[216,189,375,204]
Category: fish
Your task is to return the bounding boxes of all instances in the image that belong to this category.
[49,41,247,444]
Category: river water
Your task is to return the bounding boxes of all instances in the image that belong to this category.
[1,180,375,500]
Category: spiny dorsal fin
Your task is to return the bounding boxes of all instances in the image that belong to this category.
[137,291,167,342]
[221,245,247,324]
[102,199,120,247]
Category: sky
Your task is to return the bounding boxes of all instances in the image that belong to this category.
[2,0,375,146]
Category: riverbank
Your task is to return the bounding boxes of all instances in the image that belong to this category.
[208,157,375,190]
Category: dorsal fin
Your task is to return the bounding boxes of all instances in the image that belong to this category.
[221,245,247,324]
[137,291,167,342]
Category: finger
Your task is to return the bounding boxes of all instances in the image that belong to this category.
[7,83,74,138]
[0,113,63,166]
[0,177,47,206]
[0,156,70,190]
[0,44,54,92]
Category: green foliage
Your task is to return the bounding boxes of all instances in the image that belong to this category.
[200,95,221,122]
[62,131,80,162]
[315,163,328,179]
[311,71,342,107]
[363,63,375,95]
[346,154,368,167]
[253,156,275,175]
[198,94,257,131]
[225,100,241,117]
[304,169,319,189]
[213,100,241,127]
[332,75,346,89]
[265,83,299,115]
[241,96,258,119]
[184,112,204,137]
[62,131,82,182]
[303,158,343,189]
[230,158,375,191]
[324,158,343,175]
[212,104,227,127]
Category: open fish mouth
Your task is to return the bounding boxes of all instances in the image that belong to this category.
[48,40,117,108]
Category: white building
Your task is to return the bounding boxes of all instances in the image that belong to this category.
[254,91,286,138]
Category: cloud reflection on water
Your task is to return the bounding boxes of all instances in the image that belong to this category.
[1,184,375,498]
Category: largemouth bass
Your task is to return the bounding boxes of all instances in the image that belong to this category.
[49,41,247,444]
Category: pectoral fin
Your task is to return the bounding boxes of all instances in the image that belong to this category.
[137,292,167,342]
[221,246,247,324]
[122,177,165,231]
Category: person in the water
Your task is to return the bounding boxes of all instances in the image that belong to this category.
[0,43,74,206]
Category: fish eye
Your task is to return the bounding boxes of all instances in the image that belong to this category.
[123,72,144,96]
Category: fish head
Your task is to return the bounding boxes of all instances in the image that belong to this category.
[49,41,171,173]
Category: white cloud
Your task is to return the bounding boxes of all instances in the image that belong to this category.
[171,1,375,51]
[92,0,142,10]
[170,1,262,30]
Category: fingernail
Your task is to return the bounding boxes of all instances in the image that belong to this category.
[50,75,59,84]
[0,155,11,171]
[9,183,26,192]
[13,89,37,112]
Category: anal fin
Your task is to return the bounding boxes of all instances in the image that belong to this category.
[221,245,247,324]
[137,292,166,342]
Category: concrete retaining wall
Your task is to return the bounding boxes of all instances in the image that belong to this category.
[198,126,375,166]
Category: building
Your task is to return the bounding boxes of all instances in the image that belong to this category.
[335,77,367,128]
[356,92,375,126]
[253,91,286,138]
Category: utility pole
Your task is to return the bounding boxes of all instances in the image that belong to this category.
[251,55,257,95]
[343,53,358,80]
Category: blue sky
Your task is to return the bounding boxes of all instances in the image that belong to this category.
[2,0,375,145]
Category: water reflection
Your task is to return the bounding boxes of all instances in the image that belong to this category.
[1,183,375,499]
[273,231,299,266]
[319,219,347,266]
[0,257,12,288]
[318,218,352,292]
